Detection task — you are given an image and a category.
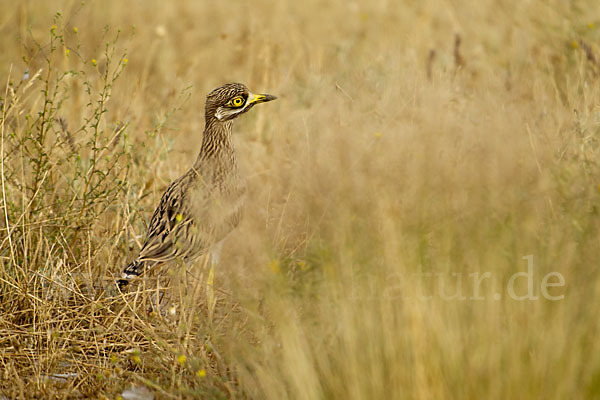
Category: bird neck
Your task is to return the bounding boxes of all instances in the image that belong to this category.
[194,117,238,179]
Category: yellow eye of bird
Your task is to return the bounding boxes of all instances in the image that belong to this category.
[231,97,244,107]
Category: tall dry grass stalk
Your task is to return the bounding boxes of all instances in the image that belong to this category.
[0,0,599,398]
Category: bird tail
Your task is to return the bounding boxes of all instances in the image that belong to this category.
[117,259,145,289]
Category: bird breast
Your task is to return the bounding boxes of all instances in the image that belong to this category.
[188,173,247,241]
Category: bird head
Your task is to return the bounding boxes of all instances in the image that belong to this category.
[205,83,277,122]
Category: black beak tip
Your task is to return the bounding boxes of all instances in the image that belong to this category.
[263,94,277,102]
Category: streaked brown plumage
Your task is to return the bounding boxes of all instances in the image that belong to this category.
[118,83,276,288]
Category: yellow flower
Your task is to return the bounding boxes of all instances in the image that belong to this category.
[132,355,141,365]
[51,25,57,32]
[197,369,206,378]
[91,58,97,67]
[374,131,383,138]
[297,260,308,271]
[589,22,595,29]
[175,213,183,223]
[269,259,280,274]
[65,48,70,57]
[571,40,579,49]
[73,26,78,34]
[123,58,129,66]
[177,354,187,366]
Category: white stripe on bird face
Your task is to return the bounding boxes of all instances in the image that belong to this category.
[215,106,240,121]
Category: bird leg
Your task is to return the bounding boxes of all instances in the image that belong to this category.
[206,240,224,322]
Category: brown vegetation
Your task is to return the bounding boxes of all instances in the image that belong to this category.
[0,0,599,398]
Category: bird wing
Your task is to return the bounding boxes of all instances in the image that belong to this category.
[137,175,207,264]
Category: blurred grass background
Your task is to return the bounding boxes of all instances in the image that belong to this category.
[0,0,599,398]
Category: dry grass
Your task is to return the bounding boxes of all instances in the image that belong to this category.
[1,0,600,398]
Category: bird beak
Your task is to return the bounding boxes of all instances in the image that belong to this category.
[250,93,277,104]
